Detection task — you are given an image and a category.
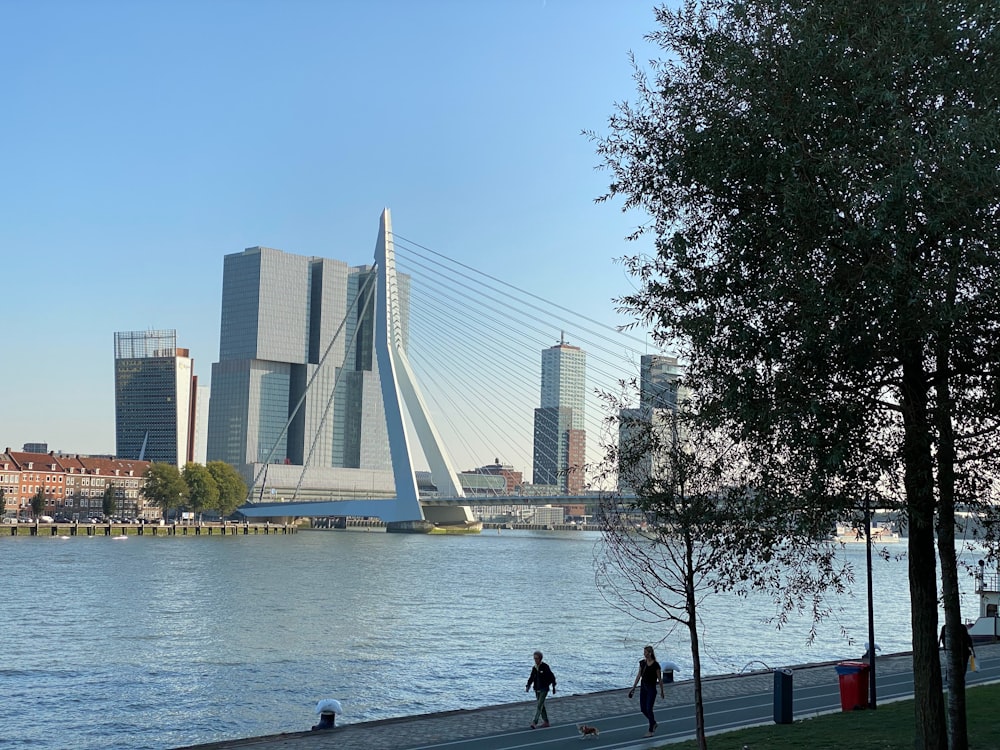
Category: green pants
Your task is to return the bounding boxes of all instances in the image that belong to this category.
[532,689,549,724]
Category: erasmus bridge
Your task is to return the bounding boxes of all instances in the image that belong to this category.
[238,209,660,530]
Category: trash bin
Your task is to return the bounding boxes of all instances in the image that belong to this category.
[835,661,870,711]
[773,668,793,724]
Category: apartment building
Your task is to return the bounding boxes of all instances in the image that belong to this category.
[1,449,152,520]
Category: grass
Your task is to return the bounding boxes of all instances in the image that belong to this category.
[664,683,1000,750]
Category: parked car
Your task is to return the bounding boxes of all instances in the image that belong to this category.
[39,515,55,523]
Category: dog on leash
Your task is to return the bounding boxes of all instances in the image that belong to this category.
[578,724,600,738]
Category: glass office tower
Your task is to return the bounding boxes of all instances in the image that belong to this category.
[206,246,407,473]
[114,329,195,467]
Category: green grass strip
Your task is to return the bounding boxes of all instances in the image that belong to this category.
[664,683,1000,750]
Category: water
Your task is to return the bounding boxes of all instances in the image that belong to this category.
[0,530,983,750]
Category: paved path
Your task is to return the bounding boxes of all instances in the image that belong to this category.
[175,643,1000,750]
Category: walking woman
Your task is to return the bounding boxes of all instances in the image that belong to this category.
[628,645,665,737]
[525,650,556,728]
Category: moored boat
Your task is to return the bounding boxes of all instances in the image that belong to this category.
[968,562,1000,643]
[835,521,901,544]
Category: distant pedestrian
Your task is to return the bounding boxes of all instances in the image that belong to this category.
[628,645,665,737]
[525,650,556,728]
[939,623,976,672]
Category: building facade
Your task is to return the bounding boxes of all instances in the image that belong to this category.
[114,330,196,468]
[1,449,153,520]
[618,354,684,492]
[532,336,586,494]
[206,246,409,486]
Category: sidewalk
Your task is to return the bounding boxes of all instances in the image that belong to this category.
[175,643,1000,750]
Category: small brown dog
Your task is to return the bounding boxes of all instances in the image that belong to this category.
[578,724,600,738]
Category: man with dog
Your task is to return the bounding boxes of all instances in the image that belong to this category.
[525,650,557,728]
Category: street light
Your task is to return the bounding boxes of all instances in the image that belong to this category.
[864,494,878,709]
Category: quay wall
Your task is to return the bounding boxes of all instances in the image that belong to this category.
[3,522,297,537]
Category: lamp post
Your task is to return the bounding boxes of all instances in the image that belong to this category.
[864,494,878,709]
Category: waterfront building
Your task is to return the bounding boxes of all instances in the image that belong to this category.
[530,504,566,526]
[4,449,67,517]
[532,335,586,494]
[206,246,409,492]
[0,456,22,517]
[466,458,523,494]
[59,455,153,520]
[114,330,196,468]
[0,449,153,520]
[618,354,684,492]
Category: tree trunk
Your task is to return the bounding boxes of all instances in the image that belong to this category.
[936,336,968,750]
[901,355,946,750]
[686,531,708,750]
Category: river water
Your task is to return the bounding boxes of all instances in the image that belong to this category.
[1,529,984,750]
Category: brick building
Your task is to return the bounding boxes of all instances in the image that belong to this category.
[1,449,152,520]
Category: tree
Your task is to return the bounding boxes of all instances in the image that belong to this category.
[596,388,850,750]
[102,484,117,518]
[30,488,45,519]
[183,463,219,522]
[207,461,248,519]
[141,463,188,520]
[592,3,1000,748]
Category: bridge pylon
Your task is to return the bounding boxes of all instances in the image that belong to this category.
[374,209,480,532]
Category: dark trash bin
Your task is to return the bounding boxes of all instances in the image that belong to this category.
[773,668,793,724]
[835,661,870,711]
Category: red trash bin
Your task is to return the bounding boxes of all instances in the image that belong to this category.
[834,661,870,711]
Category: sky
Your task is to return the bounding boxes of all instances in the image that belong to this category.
[0,0,662,457]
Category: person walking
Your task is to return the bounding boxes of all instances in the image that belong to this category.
[525,650,556,728]
[939,623,977,672]
[628,645,665,737]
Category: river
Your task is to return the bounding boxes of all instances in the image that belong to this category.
[1,529,984,749]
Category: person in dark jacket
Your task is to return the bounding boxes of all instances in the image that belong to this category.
[525,650,556,728]
[939,623,976,672]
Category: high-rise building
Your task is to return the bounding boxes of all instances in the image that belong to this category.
[532,335,586,494]
[191,384,211,465]
[206,246,408,479]
[114,329,196,467]
[618,354,684,491]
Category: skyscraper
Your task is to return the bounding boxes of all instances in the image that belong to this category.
[532,334,586,494]
[618,354,684,491]
[114,329,196,467]
[206,246,407,477]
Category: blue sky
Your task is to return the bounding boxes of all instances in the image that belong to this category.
[1,0,660,456]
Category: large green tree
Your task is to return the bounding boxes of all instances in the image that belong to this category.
[182,463,219,522]
[206,461,247,519]
[102,484,117,518]
[141,463,188,520]
[593,2,1000,748]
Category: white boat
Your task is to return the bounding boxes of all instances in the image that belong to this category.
[835,522,901,544]
[968,564,1000,643]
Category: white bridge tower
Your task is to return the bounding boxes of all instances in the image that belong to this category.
[374,209,478,531]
